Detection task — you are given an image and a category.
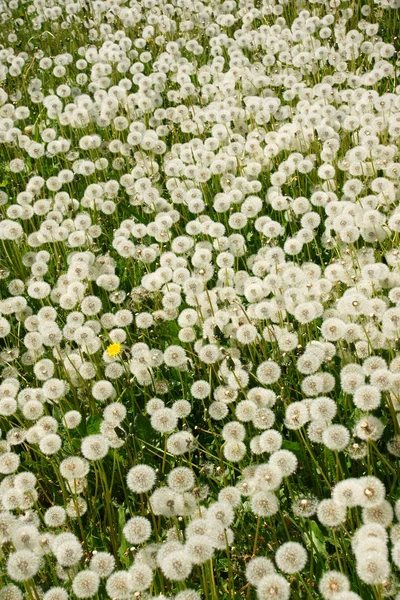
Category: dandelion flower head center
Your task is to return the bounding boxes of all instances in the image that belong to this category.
[106,342,122,358]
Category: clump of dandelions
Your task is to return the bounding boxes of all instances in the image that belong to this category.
[0,0,400,598]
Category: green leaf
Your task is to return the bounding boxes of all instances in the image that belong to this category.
[282,441,301,452]
[117,506,130,567]
[134,414,156,442]
[86,416,102,434]
[309,521,328,560]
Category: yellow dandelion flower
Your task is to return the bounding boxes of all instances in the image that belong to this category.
[106,342,122,358]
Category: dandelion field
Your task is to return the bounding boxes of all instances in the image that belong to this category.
[1,0,400,598]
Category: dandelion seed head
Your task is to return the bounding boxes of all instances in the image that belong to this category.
[42,589,69,600]
[275,542,307,574]
[257,573,291,600]
[72,570,100,598]
[0,586,24,600]
[246,557,276,585]
[319,571,350,599]
[7,549,41,581]
[89,552,115,578]
[127,465,156,494]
